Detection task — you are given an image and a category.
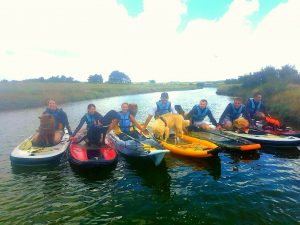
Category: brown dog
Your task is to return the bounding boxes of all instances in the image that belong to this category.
[128,103,138,117]
[151,113,190,141]
[32,113,56,147]
[233,117,249,133]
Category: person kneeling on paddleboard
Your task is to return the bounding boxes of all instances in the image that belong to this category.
[217,97,252,132]
[32,99,72,146]
[186,99,218,131]
[141,92,177,132]
[245,92,268,121]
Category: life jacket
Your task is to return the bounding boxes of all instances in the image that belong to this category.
[230,103,244,121]
[85,113,97,129]
[155,101,171,117]
[265,116,281,128]
[248,98,262,115]
[192,105,208,122]
[119,111,134,133]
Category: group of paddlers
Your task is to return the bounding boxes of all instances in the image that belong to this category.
[32,92,281,147]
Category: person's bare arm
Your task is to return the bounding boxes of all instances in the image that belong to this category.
[130,115,143,131]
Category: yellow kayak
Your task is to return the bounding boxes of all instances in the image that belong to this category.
[160,135,220,158]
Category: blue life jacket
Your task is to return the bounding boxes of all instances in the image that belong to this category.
[119,112,134,133]
[248,98,262,115]
[85,113,97,129]
[230,103,244,121]
[192,105,209,122]
[155,101,171,116]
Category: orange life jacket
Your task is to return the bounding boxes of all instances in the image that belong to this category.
[265,116,281,128]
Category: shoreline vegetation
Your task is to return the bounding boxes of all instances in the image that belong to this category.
[0,82,200,112]
[216,65,300,127]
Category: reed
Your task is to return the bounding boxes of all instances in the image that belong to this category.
[0,82,198,111]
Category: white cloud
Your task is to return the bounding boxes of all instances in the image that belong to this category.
[0,0,299,82]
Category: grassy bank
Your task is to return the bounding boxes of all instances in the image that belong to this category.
[217,83,300,126]
[0,82,198,112]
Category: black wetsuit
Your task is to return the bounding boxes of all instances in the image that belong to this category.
[73,110,120,145]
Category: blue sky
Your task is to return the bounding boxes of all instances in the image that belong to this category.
[118,0,288,29]
[0,0,299,82]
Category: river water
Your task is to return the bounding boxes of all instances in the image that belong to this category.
[0,88,299,225]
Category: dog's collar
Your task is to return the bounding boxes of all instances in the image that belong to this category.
[159,116,167,127]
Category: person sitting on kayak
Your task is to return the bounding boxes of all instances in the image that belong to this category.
[71,104,120,145]
[116,102,143,139]
[217,97,252,131]
[187,99,218,130]
[246,92,268,120]
[141,92,177,132]
[32,99,72,146]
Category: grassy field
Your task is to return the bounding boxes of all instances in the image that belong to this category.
[0,82,198,111]
[216,83,300,126]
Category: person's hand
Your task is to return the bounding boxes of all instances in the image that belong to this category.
[140,126,146,133]
[216,125,222,130]
[69,136,74,141]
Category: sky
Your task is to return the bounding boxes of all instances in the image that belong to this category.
[0,0,299,82]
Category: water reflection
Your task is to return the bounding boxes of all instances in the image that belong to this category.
[11,162,66,199]
[165,155,221,180]
[261,147,300,159]
[126,160,172,200]
[69,163,117,182]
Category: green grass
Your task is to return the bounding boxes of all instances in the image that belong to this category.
[0,82,198,111]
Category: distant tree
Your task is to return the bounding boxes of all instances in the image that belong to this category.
[21,75,77,83]
[224,78,240,84]
[44,75,76,82]
[149,80,156,83]
[88,74,103,83]
[279,65,299,81]
[37,77,45,82]
[108,70,131,84]
[0,79,8,83]
[65,76,75,82]
[196,82,204,88]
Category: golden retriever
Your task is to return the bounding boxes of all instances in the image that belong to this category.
[151,113,190,141]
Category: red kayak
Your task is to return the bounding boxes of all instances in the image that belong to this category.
[69,140,118,169]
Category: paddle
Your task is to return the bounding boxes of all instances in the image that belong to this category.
[118,131,158,151]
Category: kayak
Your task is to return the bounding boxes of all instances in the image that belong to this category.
[224,130,300,149]
[106,131,169,166]
[10,131,70,165]
[69,132,117,169]
[160,134,220,158]
[189,130,261,151]
[261,128,300,138]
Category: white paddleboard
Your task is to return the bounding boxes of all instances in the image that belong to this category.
[10,131,70,165]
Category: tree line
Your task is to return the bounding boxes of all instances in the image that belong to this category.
[224,65,300,87]
[0,70,131,84]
